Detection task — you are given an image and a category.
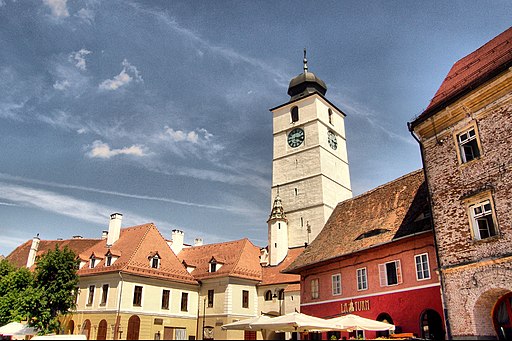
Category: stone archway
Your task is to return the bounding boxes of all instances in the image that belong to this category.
[473,288,510,338]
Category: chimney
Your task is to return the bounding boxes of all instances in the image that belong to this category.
[73,235,83,239]
[106,213,122,246]
[26,234,40,268]
[170,230,184,254]
[101,230,108,240]
[194,238,203,247]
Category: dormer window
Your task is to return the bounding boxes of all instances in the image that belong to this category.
[148,253,161,269]
[209,257,223,272]
[106,255,112,266]
[104,251,118,266]
[90,256,96,269]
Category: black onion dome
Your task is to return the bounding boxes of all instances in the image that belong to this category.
[287,71,327,101]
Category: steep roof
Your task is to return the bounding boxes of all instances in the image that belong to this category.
[178,238,262,281]
[260,247,303,286]
[6,238,100,269]
[285,170,431,273]
[411,27,512,128]
[78,224,197,285]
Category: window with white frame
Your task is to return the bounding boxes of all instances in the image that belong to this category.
[87,285,95,305]
[470,199,498,240]
[415,253,431,280]
[89,256,96,269]
[457,127,480,163]
[332,274,341,296]
[378,260,402,287]
[311,278,319,299]
[100,284,109,305]
[357,268,368,291]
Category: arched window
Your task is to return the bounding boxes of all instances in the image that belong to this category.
[82,319,91,340]
[278,289,285,300]
[97,320,108,340]
[67,320,75,335]
[376,313,393,338]
[127,315,141,340]
[420,309,444,340]
[291,106,299,123]
[265,290,273,301]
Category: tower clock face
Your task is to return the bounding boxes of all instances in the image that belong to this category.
[328,130,337,150]
[288,128,305,148]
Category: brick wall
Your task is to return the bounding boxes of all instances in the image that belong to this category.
[420,87,512,338]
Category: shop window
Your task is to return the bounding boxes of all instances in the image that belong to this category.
[332,274,341,296]
[357,267,368,291]
[469,199,498,240]
[207,289,214,308]
[415,253,431,280]
[133,286,143,306]
[242,290,249,308]
[378,260,402,286]
[291,106,299,123]
[181,292,188,311]
[311,278,319,299]
[161,289,170,310]
[456,127,481,163]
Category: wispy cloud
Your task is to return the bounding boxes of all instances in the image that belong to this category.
[76,7,94,24]
[69,49,92,71]
[127,1,289,87]
[0,201,17,206]
[0,235,29,251]
[0,173,254,213]
[98,59,143,91]
[42,0,69,18]
[86,140,148,159]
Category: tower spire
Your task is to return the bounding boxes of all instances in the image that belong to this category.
[303,48,308,73]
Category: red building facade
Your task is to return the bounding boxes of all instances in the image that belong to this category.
[286,170,445,339]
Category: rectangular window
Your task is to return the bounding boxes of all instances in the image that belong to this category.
[207,289,214,308]
[242,290,249,308]
[181,292,188,312]
[101,284,109,305]
[357,268,368,291]
[87,285,95,305]
[90,258,96,269]
[378,260,402,287]
[457,127,480,163]
[331,274,341,296]
[133,286,143,306]
[415,254,431,280]
[106,255,112,266]
[311,278,319,299]
[162,289,170,310]
[470,200,498,240]
[151,257,159,269]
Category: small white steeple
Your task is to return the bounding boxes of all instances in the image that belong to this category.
[267,190,289,266]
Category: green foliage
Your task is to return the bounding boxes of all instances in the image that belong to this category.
[0,246,79,335]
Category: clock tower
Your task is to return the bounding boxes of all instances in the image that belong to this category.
[269,52,352,250]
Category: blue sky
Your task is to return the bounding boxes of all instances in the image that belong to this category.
[0,0,510,256]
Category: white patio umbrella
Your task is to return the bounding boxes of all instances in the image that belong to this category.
[221,315,272,330]
[249,312,338,333]
[329,314,395,331]
[0,322,36,336]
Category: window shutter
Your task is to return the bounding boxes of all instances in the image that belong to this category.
[396,260,402,284]
[378,264,386,287]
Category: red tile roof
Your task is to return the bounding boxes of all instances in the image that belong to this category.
[178,238,262,281]
[6,238,101,269]
[260,247,303,286]
[411,27,512,127]
[78,224,198,285]
[285,170,431,273]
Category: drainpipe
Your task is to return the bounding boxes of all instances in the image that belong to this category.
[408,122,452,340]
[114,271,124,340]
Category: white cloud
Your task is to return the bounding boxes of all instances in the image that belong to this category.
[86,140,147,159]
[76,8,94,24]
[99,59,143,91]
[0,101,26,120]
[69,49,92,71]
[53,79,70,90]
[43,0,69,18]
